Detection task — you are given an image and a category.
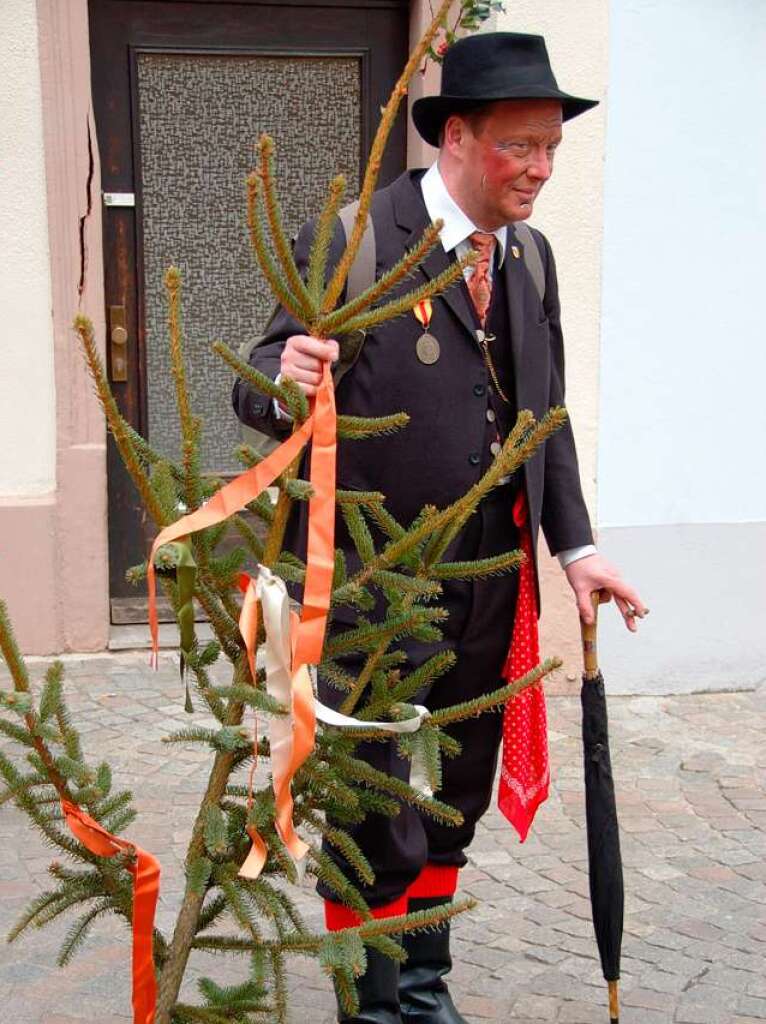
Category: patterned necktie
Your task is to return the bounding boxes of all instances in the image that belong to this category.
[467,231,497,327]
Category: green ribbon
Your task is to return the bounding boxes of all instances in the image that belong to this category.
[165,538,197,713]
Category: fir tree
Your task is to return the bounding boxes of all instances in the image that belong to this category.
[0,3,566,1022]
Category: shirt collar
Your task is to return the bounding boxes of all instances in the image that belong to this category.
[420,161,507,267]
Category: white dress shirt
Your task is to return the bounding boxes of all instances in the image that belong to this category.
[275,162,596,570]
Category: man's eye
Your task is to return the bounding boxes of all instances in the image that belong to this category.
[498,142,530,155]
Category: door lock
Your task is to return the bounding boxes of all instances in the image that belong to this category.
[109,305,128,382]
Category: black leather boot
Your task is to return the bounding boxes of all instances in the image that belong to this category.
[399,896,467,1024]
[336,945,403,1024]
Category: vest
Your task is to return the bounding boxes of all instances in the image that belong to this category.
[459,263,518,479]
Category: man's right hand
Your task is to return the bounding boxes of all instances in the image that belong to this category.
[280,335,339,398]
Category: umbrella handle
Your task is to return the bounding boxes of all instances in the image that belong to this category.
[580,590,602,680]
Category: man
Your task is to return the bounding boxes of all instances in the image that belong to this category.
[233,32,646,1024]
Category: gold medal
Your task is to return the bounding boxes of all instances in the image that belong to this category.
[416,332,440,365]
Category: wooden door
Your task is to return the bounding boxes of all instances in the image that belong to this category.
[88,0,409,621]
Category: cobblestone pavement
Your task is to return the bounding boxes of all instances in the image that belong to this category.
[0,653,764,1024]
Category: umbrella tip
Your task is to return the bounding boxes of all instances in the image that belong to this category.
[608,979,620,1021]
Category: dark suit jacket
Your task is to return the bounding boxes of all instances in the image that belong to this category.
[232,170,593,593]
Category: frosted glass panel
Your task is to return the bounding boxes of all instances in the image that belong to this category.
[136,51,361,472]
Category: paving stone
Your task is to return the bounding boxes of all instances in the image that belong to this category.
[1,657,764,1022]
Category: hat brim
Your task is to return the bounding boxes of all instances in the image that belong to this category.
[412,88,599,148]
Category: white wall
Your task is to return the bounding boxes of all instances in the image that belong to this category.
[599,0,766,528]
[0,0,56,497]
[495,0,609,517]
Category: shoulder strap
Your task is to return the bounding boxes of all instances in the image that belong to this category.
[333,200,376,387]
[513,222,545,303]
[338,200,376,299]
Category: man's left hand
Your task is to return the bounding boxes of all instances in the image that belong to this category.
[564,553,648,633]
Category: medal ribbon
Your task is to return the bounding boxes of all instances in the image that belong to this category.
[498,490,550,841]
[60,800,160,1024]
[413,298,433,330]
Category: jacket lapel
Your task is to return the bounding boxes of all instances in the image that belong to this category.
[503,223,529,408]
[392,172,478,341]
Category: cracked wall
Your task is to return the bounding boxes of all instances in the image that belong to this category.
[0,0,109,653]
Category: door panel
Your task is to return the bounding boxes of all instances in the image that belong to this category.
[88,0,409,614]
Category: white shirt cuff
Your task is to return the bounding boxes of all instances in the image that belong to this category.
[557,544,597,569]
[272,373,293,422]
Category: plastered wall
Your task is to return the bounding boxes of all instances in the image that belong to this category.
[599,0,766,529]
[0,0,56,498]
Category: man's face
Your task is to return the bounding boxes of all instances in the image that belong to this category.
[447,99,564,227]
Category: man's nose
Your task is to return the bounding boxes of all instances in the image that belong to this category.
[527,149,553,181]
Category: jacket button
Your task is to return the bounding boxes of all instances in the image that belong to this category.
[473,383,486,397]
[468,453,481,466]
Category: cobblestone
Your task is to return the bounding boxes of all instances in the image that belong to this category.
[0,653,764,1021]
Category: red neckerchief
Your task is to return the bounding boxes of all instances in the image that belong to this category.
[498,490,550,841]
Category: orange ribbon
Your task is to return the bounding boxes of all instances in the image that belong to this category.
[148,361,337,877]
[147,408,315,667]
[61,800,160,1024]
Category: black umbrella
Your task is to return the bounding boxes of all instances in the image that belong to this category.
[580,592,624,1023]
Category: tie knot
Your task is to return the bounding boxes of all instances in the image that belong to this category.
[468,231,496,264]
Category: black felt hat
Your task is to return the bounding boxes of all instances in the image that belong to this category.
[412,32,598,147]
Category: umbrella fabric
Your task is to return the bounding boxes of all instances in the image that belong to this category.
[581,669,624,987]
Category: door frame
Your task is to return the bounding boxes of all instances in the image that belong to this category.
[88,0,423,618]
[33,0,432,648]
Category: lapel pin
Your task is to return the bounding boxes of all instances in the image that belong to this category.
[511,245,521,259]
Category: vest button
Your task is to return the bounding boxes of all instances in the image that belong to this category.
[473,383,486,397]
[486,408,496,423]
[468,452,481,466]
[490,441,502,456]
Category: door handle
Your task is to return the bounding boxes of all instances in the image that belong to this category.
[109,305,128,382]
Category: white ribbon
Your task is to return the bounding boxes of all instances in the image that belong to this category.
[255,565,430,733]
[253,566,433,841]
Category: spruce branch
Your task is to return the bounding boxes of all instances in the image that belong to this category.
[246,173,312,328]
[353,409,566,587]
[316,219,444,335]
[257,134,315,315]
[299,808,375,887]
[165,266,203,511]
[386,649,457,707]
[428,658,561,727]
[432,549,525,580]
[336,412,410,440]
[333,255,473,335]
[231,515,265,562]
[73,315,168,528]
[212,340,286,403]
[321,0,455,312]
[306,172,347,306]
[332,753,462,826]
[336,489,387,506]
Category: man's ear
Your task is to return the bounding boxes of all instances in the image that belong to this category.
[442,114,466,154]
